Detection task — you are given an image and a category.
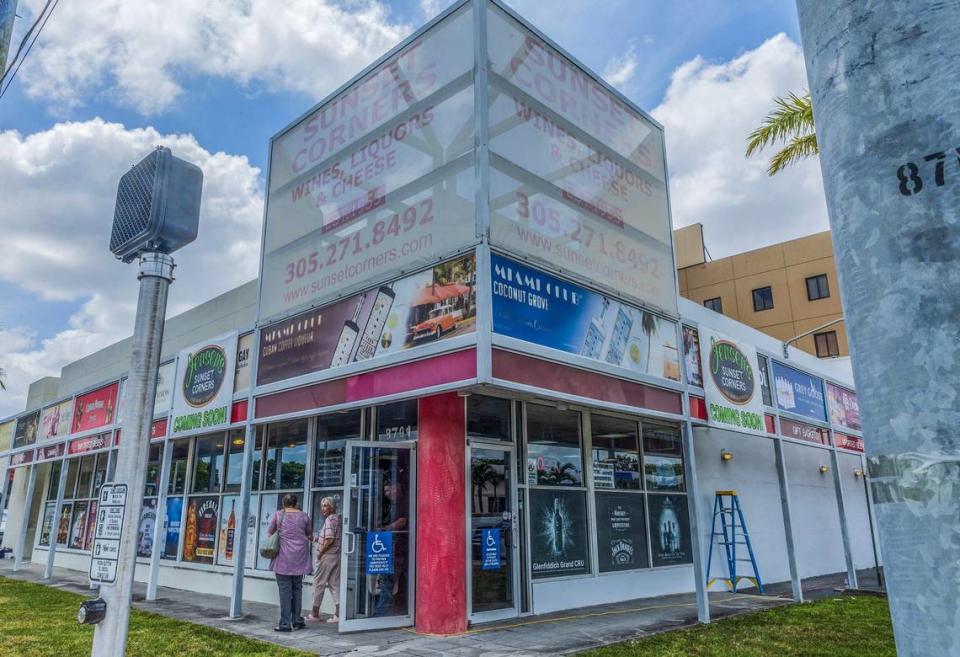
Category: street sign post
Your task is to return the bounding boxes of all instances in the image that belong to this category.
[89,484,128,585]
[86,148,202,657]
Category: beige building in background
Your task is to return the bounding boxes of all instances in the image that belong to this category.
[675,224,848,359]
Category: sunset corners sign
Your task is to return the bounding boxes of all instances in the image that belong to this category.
[171,333,238,435]
[700,328,765,435]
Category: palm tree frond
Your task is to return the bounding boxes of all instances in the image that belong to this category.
[767,133,820,176]
[745,91,815,158]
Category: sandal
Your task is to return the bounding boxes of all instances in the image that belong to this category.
[326,616,339,623]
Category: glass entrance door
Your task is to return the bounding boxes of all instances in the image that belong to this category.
[339,440,416,632]
[468,443,519,623]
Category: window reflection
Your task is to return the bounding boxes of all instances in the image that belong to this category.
[265,420,308,490]
[590,415,641,490]
[526,404,582,486]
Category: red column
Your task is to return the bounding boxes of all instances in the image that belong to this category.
[416,392,467,634]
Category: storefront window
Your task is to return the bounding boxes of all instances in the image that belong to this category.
[264,420,308,490]
[76,456,96,498]
[642,424,684,492]
[38,501,55,546]
[145,445,162,497]
[315,411,358,487]
[192,434,225,494]
[92,453,108,496]
[223,429,249,493]
[376,400,418,440]
[183,495,219,564]
[590,415,641,490]
[647,493,692,567]
[467,395,512,441]
[64,458,80,499]
[526,405,583,486]
[168,440,190,495]
[46,461,62,499]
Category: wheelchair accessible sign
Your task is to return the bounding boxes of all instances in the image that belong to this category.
[366,531,394,575]
[482,528,501,570]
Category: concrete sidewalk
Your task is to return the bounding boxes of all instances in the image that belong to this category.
[0,560,872,656]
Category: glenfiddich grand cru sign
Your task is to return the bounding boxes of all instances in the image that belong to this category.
[171,333,238,435]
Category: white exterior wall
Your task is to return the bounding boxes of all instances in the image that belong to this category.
[692,427,791,587]
[782,441,847,578]
[838,451,879,570]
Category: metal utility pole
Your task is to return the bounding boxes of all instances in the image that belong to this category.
[796,3,960,656]
[0,0,17,76]
[90,253,173,657]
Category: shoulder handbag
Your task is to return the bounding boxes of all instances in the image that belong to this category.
[259,510,286,559]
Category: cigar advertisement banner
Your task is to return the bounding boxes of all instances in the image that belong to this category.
[261,7,477,321]
[72,383,119,434]
[258,255,476,386]
[171,333,238,436]
[698,327,765,436]
[491,254,679,382]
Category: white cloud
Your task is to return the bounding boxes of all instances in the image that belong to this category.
[0,119,263,416]
[420,0,455,20]
[651,33,828,259]
[16,0,412,114]
[603,44,638,91]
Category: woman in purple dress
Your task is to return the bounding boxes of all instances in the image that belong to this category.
[267,493,313,632]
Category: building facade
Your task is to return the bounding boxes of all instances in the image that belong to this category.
[675,224,849,359]
[0,0,876,636]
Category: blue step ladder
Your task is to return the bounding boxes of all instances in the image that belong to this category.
[706,490,764,593]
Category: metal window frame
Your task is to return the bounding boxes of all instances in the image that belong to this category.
[752,286,775,312]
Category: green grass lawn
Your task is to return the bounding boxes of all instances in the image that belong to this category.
[0,576,310,657]
[580,595,895,657]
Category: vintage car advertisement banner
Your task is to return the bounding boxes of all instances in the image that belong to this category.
[171,333,238,436]
[491,254,680,382]
[258,255,476,386]
[698,326,766,436]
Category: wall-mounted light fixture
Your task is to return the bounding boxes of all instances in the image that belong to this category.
[853,468,864,478]
[819,464,830,474]
[457,390,472,398]
[557,403,570,411]
[721,449,734,462]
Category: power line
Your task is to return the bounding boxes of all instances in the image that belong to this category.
[0,0,58,99]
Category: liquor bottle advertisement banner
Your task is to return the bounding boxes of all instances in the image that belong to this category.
[698,326,766,435]
[771,361,827,422]
[594,492,649,573]
[529,489,589,579]
[491,254,680,383]
[40,400,73,441]
[170,333,238,436]
[183,496,219,564]
[137,499,157,558]
[647,494,692,567]
[827,382,861,431]
[13,410,40,448]
[72,382,119,434]
[258,255,476,386]
[165,497,183,559]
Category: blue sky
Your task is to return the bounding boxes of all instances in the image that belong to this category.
[0,0,826,415]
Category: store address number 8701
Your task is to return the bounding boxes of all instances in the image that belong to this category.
[897,147,960,196]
